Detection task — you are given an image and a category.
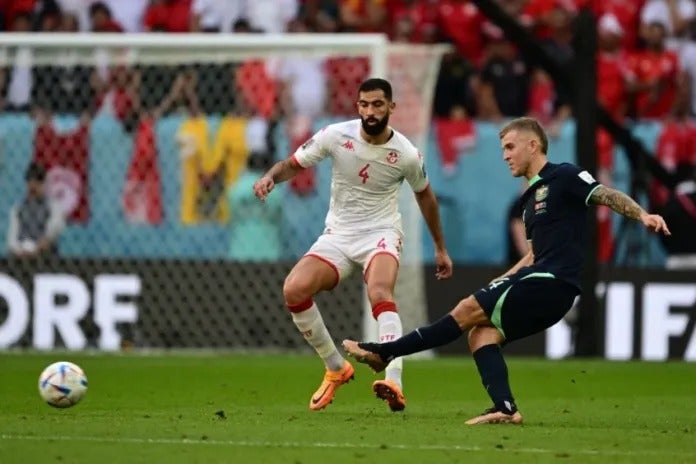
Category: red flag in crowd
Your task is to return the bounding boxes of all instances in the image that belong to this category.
[123,118,163,224]
[434,117,476,174]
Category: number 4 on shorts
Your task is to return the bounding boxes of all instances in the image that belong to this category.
[488,277,509,290]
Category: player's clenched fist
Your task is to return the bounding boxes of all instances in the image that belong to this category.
[253,176,275,201]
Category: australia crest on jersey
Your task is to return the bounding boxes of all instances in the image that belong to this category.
[535,185,549,201]
[386,151,399,164]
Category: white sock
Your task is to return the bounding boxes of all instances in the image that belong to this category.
[291,302,345,371]
[378,310,403,388]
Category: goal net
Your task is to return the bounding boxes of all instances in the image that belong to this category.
[0,33,446,352]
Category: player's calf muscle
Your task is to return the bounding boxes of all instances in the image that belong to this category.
[366,285,393,305]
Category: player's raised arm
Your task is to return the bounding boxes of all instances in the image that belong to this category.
[589,185,671,235]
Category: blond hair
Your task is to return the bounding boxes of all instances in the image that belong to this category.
[499,117,548,154]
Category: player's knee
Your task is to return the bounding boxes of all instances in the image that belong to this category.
[450,296,486,330]
[468,325,503,351]
[283,274,314,306]
[467,326,479,347]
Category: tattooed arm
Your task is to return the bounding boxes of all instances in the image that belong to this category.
[588,185,645,219]
[589,185,671,235]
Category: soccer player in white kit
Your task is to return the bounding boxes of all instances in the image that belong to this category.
[253,78,453,411]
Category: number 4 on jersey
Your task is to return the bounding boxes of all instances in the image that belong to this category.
[359,163,370,184]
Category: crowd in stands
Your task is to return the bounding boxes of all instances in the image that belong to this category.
[1,0,695,264]
[1,1,695,156]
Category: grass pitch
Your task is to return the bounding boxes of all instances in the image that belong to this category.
[0,353,694,464]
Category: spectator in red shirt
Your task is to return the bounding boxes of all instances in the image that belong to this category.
[437,0,485,66]
[597,14,632,122]
[650,106,696,209]
[143,0,192,33]
[601,0,643,51]
[520,0,577,41]
[0,0,35,30]
[629,20,684,119]
[387,0,439,44]
[595,14,630,193]
[575,0,644,50]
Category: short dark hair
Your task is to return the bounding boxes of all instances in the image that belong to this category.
[499,117,549,155]
[25,162,46,182]
[89,1,111,17]
[358,78,393,101]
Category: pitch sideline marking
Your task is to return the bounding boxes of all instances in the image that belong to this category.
[0,434,690,457]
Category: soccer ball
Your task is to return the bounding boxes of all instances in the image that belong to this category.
[38,361,88,408]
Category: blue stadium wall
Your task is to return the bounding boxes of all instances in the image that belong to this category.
[0,114,666,265]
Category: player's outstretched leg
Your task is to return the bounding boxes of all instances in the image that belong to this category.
[344,295,488,368]
[285,257,354,411]
[465,326,523,425]
[343,308,470,370]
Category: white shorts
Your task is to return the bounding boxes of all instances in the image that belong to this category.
[305,229,403,283]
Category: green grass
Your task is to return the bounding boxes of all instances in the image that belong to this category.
[0,353,694,463]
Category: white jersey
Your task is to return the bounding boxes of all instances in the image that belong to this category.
[290,119,428,234]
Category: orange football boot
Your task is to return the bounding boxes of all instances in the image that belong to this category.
[309,360,355,410]
[372,380,406,412]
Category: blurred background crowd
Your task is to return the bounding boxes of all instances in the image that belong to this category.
[1,0,695,269]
